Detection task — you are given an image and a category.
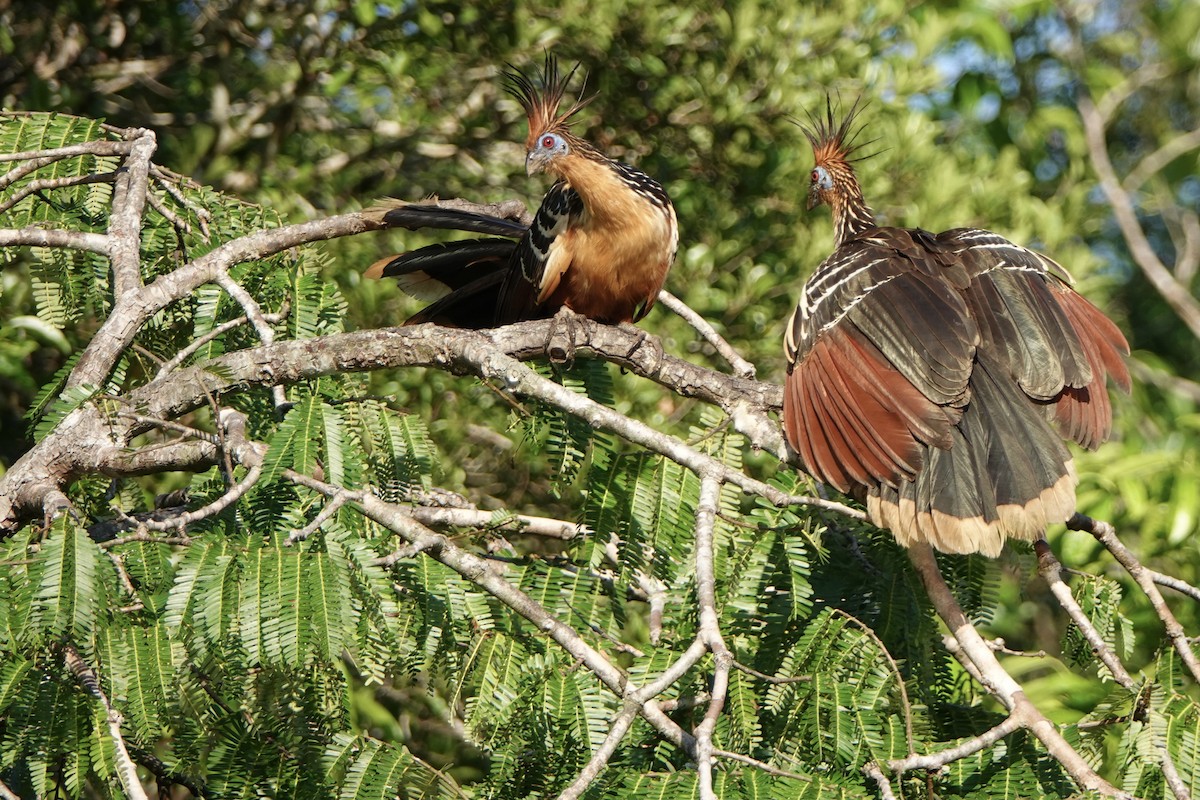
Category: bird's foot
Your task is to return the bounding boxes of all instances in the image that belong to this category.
[619,323,664,372]
[546,306,586,366]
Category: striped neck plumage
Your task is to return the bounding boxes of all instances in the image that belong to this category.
[831,174,875,246]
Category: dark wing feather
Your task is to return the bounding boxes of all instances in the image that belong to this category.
[496,180,582,324]
[795,230,978,409]
[785,224,1128,555]
[380,203,529,238]
[366,238,516,327]
[943,229,1092,397]
[405,270,508,327]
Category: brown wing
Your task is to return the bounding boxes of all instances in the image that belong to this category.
[941,229,1131,449]
[784,226,1129,554]
[784,229,975,493]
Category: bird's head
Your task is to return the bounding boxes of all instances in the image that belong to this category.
[504,53,596,177]
[796,96,873,211]
[525,131,571,176]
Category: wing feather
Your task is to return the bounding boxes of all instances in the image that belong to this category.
[497,181,581,324]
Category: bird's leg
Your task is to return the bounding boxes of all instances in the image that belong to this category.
[546,305,586,366]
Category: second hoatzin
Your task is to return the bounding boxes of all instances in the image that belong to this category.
[783,100,1131,556]
[367,55,678,328]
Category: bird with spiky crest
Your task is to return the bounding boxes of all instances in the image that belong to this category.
[367,54,678,328]
[783,98,1131,556]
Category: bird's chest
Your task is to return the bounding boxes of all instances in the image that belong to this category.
[553,207,673,322]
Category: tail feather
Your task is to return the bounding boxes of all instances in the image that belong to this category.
[405,270,507,327]
[366,238,517,328]
[867,355,1076,556]
[378,203,529,238]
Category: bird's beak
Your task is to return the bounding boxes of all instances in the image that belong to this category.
[806,187,822,211]
[526,151,547,176]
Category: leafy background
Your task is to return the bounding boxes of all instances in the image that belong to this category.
[1,0,1198,797]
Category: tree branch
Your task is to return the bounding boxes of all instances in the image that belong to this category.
[657,290,756,379]
[1070,514,1200,684]
[1077,93,1200,342]
[693,473,732,800]
[107,128,156,298]
[906,542,1133,799]
[63,644,150,800]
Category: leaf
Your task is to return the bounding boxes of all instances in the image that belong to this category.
[28,515,104,642]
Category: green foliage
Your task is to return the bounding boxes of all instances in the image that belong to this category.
[2,0,1200,798]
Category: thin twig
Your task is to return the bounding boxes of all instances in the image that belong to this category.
[1070,514,1200,684]
[139,460,263,532]
[404,506,589,540]
[106,549,145,613]
[63,644,150,800]
[888,713,1022,773]
[155,305,288,377]
[657,290,756,379]
[288,494,348,543]
[1035,540,1135,686]
[1123,127,1200,194]
[714,748,810,780]
[906,542,1132,798]
[829,607,915,758]
[0,171,119,215]
[732,659,811,685]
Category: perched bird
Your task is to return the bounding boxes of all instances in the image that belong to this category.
[783,100,1130,556]
[367,54,678,328]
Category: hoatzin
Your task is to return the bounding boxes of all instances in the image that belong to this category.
[366,55,678,328]
[783,101,1131,556]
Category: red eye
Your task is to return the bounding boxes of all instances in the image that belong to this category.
[541,135,556,149]
[811,169,820,182]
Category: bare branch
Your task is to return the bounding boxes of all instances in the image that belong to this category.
[906,542,1133,798]
[402,506,589,540]
[280,466,697,755]
[555,701,640,800]
[1070,514,1200,684]
[0,139,133,190]
[0,138,134,166]
[139,459,263,532]
[658,290,756,379]
[214,270,288,408]
[693,474,732,800]
[156,304,289,378]
[0,171,118,215]
[65,210,389,391]
[63,644,150,800]
[889,714,1022,773]
[1123,127,1200,194]
[1077,93,1200,342]
[108,129,157,298]
[1095,62,1169,125]
[288,494,348,543]
[863,761,898,800]
[1035,540,1135,686]
[0,226,110,254]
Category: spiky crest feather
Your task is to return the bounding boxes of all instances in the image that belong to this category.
[796,97,877,245]
[796,95,873,171]
[504,53,596,152]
